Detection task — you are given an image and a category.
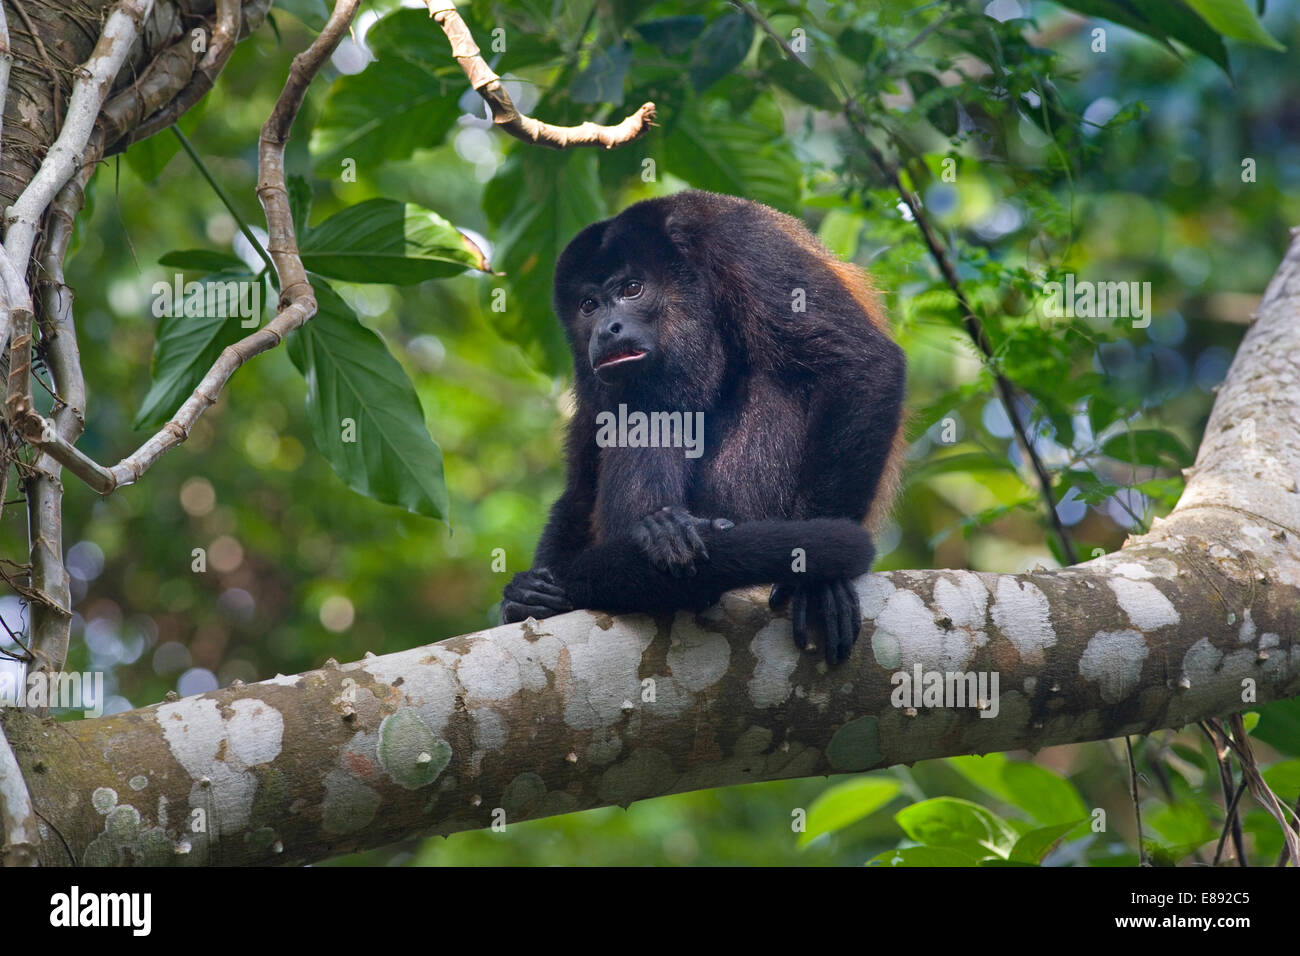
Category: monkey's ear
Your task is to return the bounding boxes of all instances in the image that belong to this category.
[663,211,701,261]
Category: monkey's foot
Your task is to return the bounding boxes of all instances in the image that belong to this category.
[501,568,573,624]
[632,506,734,577]
[769,578,861,665]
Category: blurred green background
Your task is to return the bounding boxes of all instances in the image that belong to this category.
[3,0,1299,865]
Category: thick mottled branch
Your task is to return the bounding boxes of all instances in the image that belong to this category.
[426,0,655,149]
[3,515,1298,866]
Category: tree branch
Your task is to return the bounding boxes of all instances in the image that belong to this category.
[426,0,656,149]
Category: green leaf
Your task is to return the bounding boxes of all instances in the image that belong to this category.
[1262,760,1300,804]
[1252,698,1300,756]
[310,9,460,171]
[894,797,1015,858]
[663,95,803,213]
[949,753,1089,825]
[634,15,707,55]
[799,776,902,846]
[300,199,490,285]
[1100,428,1192,467]
[688,12,755,91]
[1241,711,1260,733]
[158,249,248,273]
[1182,0,1284,49]
[274,0,330,31]
[1058,1,1231,73]
[134,271,261,430]
[572,42,632,105]
[907,451,1016,486]
[482,149,607,374]
[289,175,313,242]
[1009,819,1087,864]
[866,846,980,867]
[286,280,448,520]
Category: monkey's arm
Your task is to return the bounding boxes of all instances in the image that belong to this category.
[771,333,906,662]
[501,416,598,623]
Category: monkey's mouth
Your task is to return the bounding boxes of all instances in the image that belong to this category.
[594,349,648,371]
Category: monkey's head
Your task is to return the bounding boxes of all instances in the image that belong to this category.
[554,196,728,408]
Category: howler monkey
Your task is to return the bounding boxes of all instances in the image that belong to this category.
[500,190,906,664]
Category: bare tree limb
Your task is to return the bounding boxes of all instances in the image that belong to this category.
[426,0,656,149]
[0,720,37,865]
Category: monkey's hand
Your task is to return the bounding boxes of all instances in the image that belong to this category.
[769,578,861,665]
[501,568,573,624]
[632,506,734,577]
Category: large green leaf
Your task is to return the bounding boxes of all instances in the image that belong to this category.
[1253,698,1300,756]
[310,9,461,171]
[799,776,902,846]
[688,12,756,91]
[158,249,248,273]
[1058,1,1230,72]
[286,280,448,520]
[300,199,490,285]
[949,753,1089,825]
[1099,428,1192,468]
[1183,0,1284,49]
[482,149,607,374]
[894,797,1015,858]
[1009,819,1087,864]
[867,846,980,867]
[663,95,803,213]
[134,271,262,430]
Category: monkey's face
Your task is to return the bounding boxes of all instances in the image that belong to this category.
[578,276,660,385]
[555,200,727,407]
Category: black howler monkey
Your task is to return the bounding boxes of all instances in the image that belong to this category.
[501,190,906,664]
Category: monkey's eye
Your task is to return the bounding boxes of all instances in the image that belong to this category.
[579,297,599,316]
[622,280,644,299]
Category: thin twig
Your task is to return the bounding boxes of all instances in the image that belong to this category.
[426,0,655,149]
[1124,736,1149,866]
[1200,720,1248,866]
[1222,714,1300,865]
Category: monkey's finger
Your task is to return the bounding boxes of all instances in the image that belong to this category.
[683,522,709,562]
[819,584,841,665]
[769,583,793,610]
[841,579,862,644]
[712,518,735,531]
[525,578,570,601]
[504,602,563,621]
[828,580,856,665]
[791,588,809,650]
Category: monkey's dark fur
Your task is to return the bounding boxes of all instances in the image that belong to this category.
[501,190,906,663]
